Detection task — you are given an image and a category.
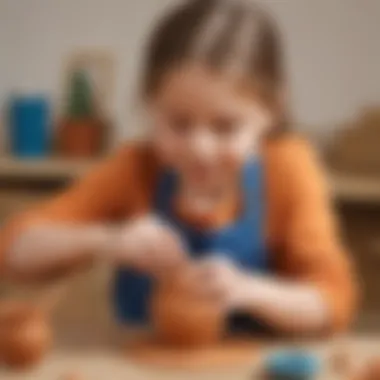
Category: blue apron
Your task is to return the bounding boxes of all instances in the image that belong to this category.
[113,158,272,334]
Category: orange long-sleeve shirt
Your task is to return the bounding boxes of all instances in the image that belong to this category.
[0,135,357,332]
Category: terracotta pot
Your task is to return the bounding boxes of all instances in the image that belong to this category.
[57,118,105,158]
[0,301,52,368]
[151,269,225,348]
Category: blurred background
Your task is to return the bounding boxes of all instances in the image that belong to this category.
[0,0,379,144]
[0,0,379,335]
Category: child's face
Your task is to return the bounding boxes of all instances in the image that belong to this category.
[148,64,273,192]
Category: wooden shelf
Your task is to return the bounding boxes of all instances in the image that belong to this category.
[329,172,380,203]
[0,157,380,203]
[0,156,99,180]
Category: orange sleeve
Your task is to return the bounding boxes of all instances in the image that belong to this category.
[0,144,149,274]
[278,138,358,333]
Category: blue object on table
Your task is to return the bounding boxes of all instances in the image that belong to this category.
[264,351,321,380]
[8,95,51,158]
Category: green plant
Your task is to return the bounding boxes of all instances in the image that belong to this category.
[66,69,95,118]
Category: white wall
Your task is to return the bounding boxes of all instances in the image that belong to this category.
[0,0,379,145]
[266,0,380,141]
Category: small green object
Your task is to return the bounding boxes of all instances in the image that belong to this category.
[66,69,95,118]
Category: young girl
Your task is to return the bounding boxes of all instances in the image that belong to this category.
[0,0,356,348]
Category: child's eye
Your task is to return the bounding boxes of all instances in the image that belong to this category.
[212,117,240,136]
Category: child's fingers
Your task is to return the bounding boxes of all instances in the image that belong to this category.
[176,265,222,300]
[191,257,228,281]
[160,234,185,264]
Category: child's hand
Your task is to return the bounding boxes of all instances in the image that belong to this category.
[108,215,186,275]
[182,256,250,310]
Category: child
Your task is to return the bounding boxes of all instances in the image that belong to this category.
[0,0,356,348]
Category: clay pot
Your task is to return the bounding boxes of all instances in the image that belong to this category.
[151,269,225,348]
[0,301,52,369]
[57,118,105,158]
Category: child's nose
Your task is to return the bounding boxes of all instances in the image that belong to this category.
[189,130,218,163]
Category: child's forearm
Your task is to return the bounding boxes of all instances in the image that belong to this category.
[239,275,329,334]
[5,223,116,278]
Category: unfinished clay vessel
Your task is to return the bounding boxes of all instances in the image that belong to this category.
[151,267,225,348]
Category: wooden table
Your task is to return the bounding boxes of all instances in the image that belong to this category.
[1,332,380,380]
[1,262,380,380]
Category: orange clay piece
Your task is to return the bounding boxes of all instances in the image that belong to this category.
[356,358,380,380]
[151,265,225,348]
[0,301,52,369]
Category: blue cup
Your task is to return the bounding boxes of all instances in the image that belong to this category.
[8,95,51,158]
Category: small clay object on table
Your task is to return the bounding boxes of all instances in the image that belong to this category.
[356,357,380,380]
[0,301,52,369]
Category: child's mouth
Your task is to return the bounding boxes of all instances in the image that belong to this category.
[191,165,212,183]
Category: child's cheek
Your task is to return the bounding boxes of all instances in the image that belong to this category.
[221,127,258,169]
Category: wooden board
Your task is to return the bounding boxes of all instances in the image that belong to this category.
[126,336,260,371]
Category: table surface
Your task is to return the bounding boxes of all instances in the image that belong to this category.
[2,268,380,380]
[1,331,379,380]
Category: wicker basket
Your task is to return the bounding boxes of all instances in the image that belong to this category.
[328,107,380,176]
